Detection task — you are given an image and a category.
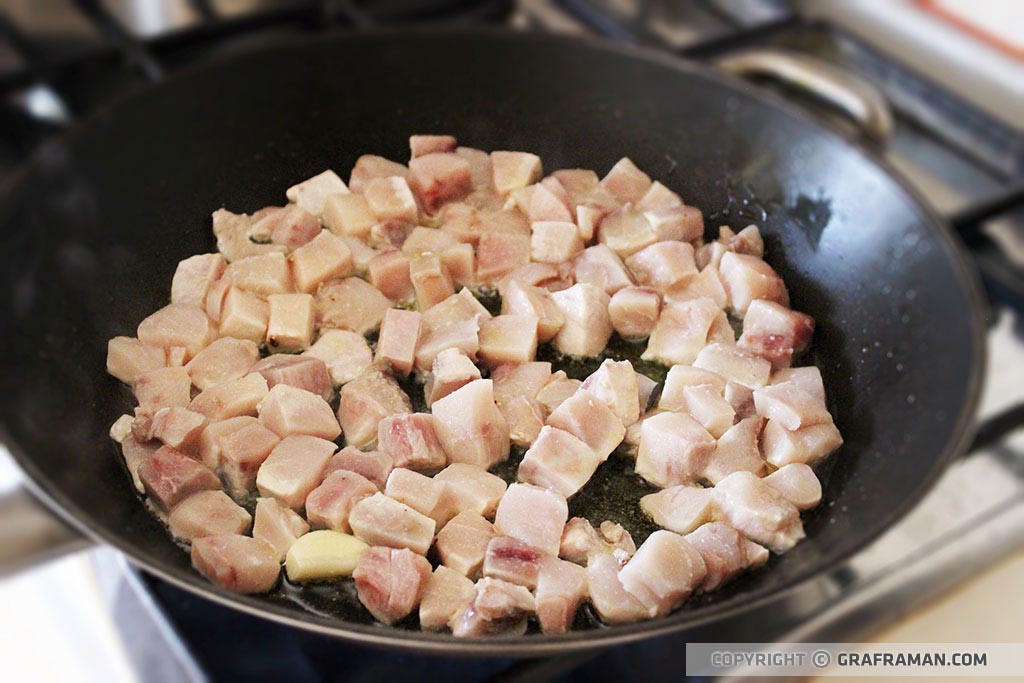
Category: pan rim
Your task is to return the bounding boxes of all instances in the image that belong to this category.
[0,25,988,656]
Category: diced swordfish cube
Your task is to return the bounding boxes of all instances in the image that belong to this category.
[435,510,495,577]
[433,463,508,518]
[408,152,473,214]
[526,181,571,223]
[702,416,765,485]
[224,252,293,295]
[456,147,492,189]
[354,547,432,625]
[518,425,602,498]
[252,353,332,401]
[658,365,727,411]
[348,154,408,194]
[535,371,582,414]
[106,336,167,385]
[185,337,260,392]
[713,471,805,552]
[288,230,353,294]
[409,253,455,310]
[191,535,280,594]
[666,265,728,309]
[600,157,652,204]
[679,384,735,439]
[581,359,641,426]
[498,396,546,448]
[377,413,448,473]
[266,293,315,352]
[146,407,208,457]
[216,286,269,343]
[348,492,436,555]
[420,566,476,631]
[171,253,226,308]
[608,286,661,339]
[685,522,769,592]
[250,205,322,251]
[168,490,252,542]
[477,314,539,366]
[531,221,584,264]
[364,176,419,225]
[693,342,772,390]
[110,414,134,444]
[738,299,815,369]
[137,303,214,361]
[772,366,826,402]
[490,361,552,404]
[121,436,158,493]
[385,468,454,527]
[255,435,335,510]
[642,298,723,366]
[476,232,531,283]
[252,496,310,562]
[217,418,281,499]
[305,470,378,533]
[761,418,843,468]
[303,329,373,386]
[559,518,636,566]
[572,244,633,296]
[618,530,706,617]
[534,556,588,634]
[718,251,789,315]
[323,192,375,238]
[763,463,822,510]
[635,180,683,212]
[483,536,544,589]
[493,483,568,556]
[138,446,221,514]
[546,389,626,461]
[337,368,412,449]
[645,205,704,243]
[587,553,650,625]
[500,281,564,343]
[414,306,482,371]
[211,209,285,263]
[625,241,698,293]
[598,207,658,258]
[286,169,349,216]
[134,366,192,410]
[258,384,341,440]
[189,372,269,421]
[424,348,481,407]
[410,134,457,158]
[635,412,716,488]
[450,578,536,637]
[327,446,393,489]
[431,380,510,470]
[315,277,392,335]
[490,151,542,194]
[549,283,613,357]
[368,249,414,303]
[752,380,832,431]
[375,308,422,376]
[640,484,717,535]
[636,372,658,413]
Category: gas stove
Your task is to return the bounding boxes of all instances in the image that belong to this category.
[1,1,1022,681]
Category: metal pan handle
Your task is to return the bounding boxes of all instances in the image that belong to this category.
[716,48,895,145]
[0,485,90,576]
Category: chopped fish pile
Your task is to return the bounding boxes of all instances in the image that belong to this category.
[106,135,842,635]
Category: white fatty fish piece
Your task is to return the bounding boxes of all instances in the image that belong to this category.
[189,372,269,421]
[185,337,260,392]
[456,147,492,189]
[168,490,252,542]
[772,366,826,403]
[666,265,729,309]
[725,381,756,420]
[147,407,208,457]
[413,289,490,370]
[255,435,335,510]
[216,286,269,343]
[211,209,287,263]
[635,180,683,212]
[490,151,542,195]
[763,463,822,510]
[528,181,572,224]
[137,303,215,362]
[375,308,422,377]
[643,205,704,243]
[385,468,454,528]
[518,425,603,498]
[424,348,481,407]
[431,380,510,470]
[685,522,768,592]
[250,205,322,251]
[377,413,448,473]
[549,283,613,358]
[491,361,553,404]
[581,358,641,426]
[224,252,293,296]
[572,244,634,296]
[420,566,477,631]
[618,530,706,617]
[642,298,723,366]
[305,470,378,533]
[337,368,411,449]
[598,206,659,258]
[367,249,413,302]
[340,232,381,270]
[253,496,309,562]
[659,365,727,412]
[409,253,455,310]
[635,411,716,488]
[531,221,584,264]
[624,241,698,293]
[478,314,539,366]
[348,154,408,194]
[476,231,531,283]
[703,416,765,485]
[640,484,717,535]
[435,510,496,577]
[353,546,432,625]
[134,366,192,410]
[718,251,789,316]
[363,176,419,225]
[761,419,843,468]
[408,152,473,214]
[288,230,353,294]
[191,535,280,594]
[546,389,626,461]
[680,384,735,439]
[106,337,167,385]
[138,446,221,513]
[303,329,373,386]
[497,262,561,292]
[493,483,568,556]
[500,280,565,343]
[326,446,393,490]
[315,277,392,336]
[608,286,661,339]
[266,293,315,352]
[258,384,341,441]
[171,253,226,308]
[433,463,508,518]
[348,493,436,555]
[694,342,772,390]
[738,299,815,369]
[482,536,544,589]
[559,517,636,566]
[713,471,805,553]
[252,353,332,401]
[216,418,281,499]
[286,169,349,216]
[600,157,652,204]
[499,396,546,448]
[719,224,764,257]
[586,552,650,625]
[198,415,265,470]
[535,371,582,413]
[752,380,832,431]
[410,134,457,159]
[535,556,588,634]
[450,578,535,638]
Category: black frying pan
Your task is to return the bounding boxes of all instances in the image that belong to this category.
[0,29,986,655]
